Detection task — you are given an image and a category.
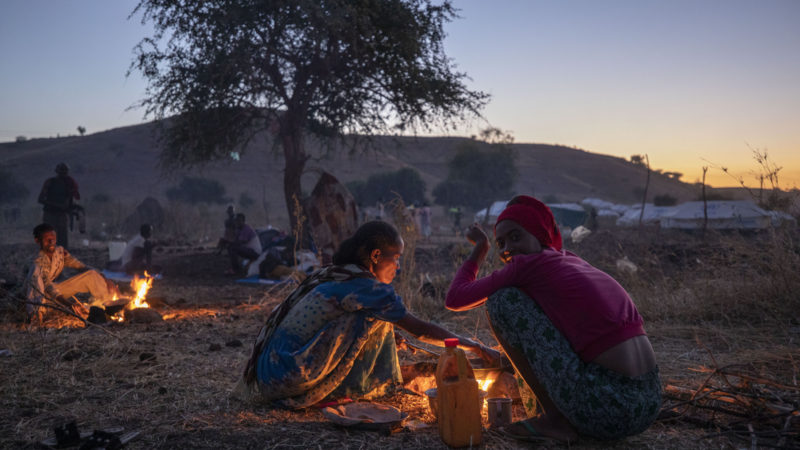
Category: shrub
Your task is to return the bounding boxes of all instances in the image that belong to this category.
[0,170,29,205]
[166,177,229,204]
[91,193,111,203]
[239,192,255,209]
[653,194,678,206]
[433,140,516,209]
[347,168,426,206]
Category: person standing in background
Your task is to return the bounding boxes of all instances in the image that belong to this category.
[38,162,80,249]
[419,202,432,240]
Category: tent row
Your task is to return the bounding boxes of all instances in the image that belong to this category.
[475,198,797,231]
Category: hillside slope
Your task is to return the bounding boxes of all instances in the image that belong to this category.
[1,122,710,224]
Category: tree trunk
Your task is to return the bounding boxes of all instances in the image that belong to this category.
[281,130,307,235]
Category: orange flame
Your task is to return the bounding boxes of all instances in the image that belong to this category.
[130,271,154,309]
[477,374,496,392]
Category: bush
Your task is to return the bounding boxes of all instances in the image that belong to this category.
[696,191,733,201]
[347,168,426,206]
[433,140,516,209]
[653,194,678,206]
[239,192,255,209]
[91,193,111,203]
[166,177,230,204]
[0,170,29,205]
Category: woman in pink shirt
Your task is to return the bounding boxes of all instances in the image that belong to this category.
[446,195,660,443]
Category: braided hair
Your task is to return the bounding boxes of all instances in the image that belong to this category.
[333,221,401,267]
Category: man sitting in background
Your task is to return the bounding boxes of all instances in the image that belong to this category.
[216,204,237,253]
[25,223,119,322]
[107,224,160,275]
[227,213,262,275]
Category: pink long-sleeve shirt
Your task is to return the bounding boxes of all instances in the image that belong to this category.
[446,248,645,362]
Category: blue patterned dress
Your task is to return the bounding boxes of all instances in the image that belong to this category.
[254,272,407,408]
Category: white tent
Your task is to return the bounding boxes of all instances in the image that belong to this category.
[660,201,771,230]
[474,200,508,223]
[581,197,629,215]
[596,209,621,228]
[616,204,676,227]
[767,210,797,228]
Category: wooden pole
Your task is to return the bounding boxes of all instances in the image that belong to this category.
[702,166,708,234]
[638,155,651,228]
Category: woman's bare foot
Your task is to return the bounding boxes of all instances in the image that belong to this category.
[503,415,578,443]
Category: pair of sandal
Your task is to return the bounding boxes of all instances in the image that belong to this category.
[40,422,139,449]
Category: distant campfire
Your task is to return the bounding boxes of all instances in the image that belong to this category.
[104,272,162,323]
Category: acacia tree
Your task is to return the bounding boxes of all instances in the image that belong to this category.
[130,0,487,232]
[433,129,517,209]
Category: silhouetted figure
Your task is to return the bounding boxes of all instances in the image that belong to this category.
[217,204,237,252]
[227,213,262,275]
[38,162,80,249]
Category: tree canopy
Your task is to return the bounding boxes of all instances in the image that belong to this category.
[131,0,487,232]
[433,134,517,209]
[347,167,426,206]
[165,177,230,204]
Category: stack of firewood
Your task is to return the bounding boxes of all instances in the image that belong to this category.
[660,363,799,448]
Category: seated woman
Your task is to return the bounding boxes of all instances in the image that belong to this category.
[446,195,660,443]
[236,221,499,409]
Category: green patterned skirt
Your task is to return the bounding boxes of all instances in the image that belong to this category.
[486,287,661,440]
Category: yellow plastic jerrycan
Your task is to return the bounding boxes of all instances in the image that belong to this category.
[435,338,482,447]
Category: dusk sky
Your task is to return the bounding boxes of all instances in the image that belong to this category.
[1,0,798,188]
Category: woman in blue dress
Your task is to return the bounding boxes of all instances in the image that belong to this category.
[237,221,499,408]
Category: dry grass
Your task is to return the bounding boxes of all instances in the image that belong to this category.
[1,226,799,449]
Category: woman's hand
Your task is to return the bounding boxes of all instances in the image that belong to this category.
[465,224,490,265]
[475,344,503,367]
[465,223,489,247]
[460,338,503,367]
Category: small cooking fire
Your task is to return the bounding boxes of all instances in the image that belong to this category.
[477,374,497,392]
[108,272,156,322]
[131,271,154,309]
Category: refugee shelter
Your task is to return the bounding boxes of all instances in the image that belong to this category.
[660,201,772,230]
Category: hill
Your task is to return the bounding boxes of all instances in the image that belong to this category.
[0,121,725,229]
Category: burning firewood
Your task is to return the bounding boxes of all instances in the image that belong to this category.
[105,272,164,323]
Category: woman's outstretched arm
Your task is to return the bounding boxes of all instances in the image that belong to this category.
[395,312,501,365]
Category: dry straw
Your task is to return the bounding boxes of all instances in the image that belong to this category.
[1,223,799,448]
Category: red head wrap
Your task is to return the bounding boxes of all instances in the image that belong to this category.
[495,195,562,250]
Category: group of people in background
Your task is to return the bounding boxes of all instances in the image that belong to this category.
[23,163,159,323]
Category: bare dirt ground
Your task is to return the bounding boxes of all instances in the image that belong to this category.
[1,231,799,449]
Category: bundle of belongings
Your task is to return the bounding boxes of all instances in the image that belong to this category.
[244,229,319,281]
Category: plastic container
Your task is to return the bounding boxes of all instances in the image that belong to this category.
[435,338,482,447]
[108,241,127,262]
[425,387,487,421]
